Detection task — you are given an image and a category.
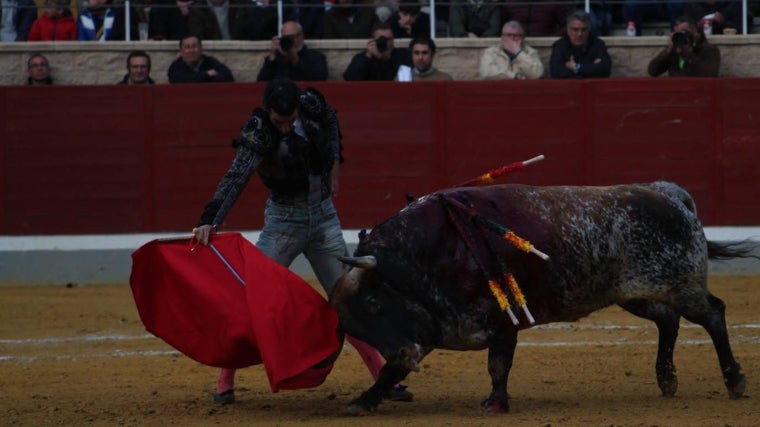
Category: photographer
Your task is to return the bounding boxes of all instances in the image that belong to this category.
[256,21,328,82]
[648,15,720,77]
[343,22,412,81]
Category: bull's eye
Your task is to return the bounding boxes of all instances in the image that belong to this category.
[364,295,381,314]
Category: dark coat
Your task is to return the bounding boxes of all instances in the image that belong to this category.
[148,0,189,40]
[118,75,156,84]
[167,54,235,83]
[647,36,721,77]
[389,11,431,39]
[323,6,378,39]
[343,47,412,81]
[187,0,247,40]
[1,0,37,41]
[549,33,611,79]
[256,45,328,81]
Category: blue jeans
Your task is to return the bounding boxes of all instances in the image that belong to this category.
[256,197,348,296]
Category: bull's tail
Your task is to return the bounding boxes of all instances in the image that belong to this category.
[707,240,760,261]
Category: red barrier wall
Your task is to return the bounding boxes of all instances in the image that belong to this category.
[1,79,759,235]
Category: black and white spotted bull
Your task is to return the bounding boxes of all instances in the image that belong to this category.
[331,182,755,413]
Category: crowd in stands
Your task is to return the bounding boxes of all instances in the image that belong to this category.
[7,1,758,84]
[25,9,725,85]
[3,0,760,43]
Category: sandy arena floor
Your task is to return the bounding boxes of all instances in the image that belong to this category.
[1,276,759,426]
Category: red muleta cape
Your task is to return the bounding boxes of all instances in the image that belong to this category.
[129,232,341,392]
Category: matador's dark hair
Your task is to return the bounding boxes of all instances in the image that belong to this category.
[263,78,300,116]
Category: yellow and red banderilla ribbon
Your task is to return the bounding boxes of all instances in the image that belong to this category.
[456,154,545,188]
[502,231,550,261]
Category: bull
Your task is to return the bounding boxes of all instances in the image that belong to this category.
[331,182,753,413]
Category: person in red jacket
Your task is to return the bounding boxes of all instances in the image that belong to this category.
[27,0,77,41]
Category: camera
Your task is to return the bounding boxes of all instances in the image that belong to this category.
[671,30,693,47]
[375,36,389,53]
[279,36,294,51]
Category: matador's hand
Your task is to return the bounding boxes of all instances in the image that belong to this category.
[192,224,215,245]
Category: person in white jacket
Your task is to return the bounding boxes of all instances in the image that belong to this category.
[479,20,544,80]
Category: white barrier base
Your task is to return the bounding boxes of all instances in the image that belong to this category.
[1,228,758,286]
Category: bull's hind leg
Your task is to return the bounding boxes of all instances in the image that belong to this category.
[619,300,680,396]
[481,329,518,413]
[676,292,746,399]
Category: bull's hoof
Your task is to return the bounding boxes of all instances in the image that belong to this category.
[726,372,746,399]
[346,396,378,415]
[657,374,678,397]
[345,402,375,416]
[480,396,509,414]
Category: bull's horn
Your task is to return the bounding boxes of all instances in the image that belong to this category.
[338,255,377,269]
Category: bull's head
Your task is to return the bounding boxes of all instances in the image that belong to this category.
[331,255,432,373]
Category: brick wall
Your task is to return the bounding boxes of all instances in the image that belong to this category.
[2,35,760,85]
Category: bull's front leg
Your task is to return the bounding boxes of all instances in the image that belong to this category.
[481,330,518,413]
[347,345,421,413]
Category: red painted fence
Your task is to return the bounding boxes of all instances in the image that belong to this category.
[1,79,759,235]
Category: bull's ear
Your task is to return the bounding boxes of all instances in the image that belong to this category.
[338,255,377,269]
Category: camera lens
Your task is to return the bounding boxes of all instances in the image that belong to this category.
[672,30,692,47]
[279,36,294,51]
[375,36,389,53]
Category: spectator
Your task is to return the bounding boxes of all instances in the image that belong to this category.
[323,0,378,39]
[27,0,77,41]
[187,0,248,40]
[232,0,281,40]
[192,78,413,406]
[397,35,452,81]
[167,35,235,83]
[118,50,156,84]
[256,21,327,81]
[389,0,431,39]
[26,54,53,85]
[148,0,190,40]
[77,0,140,41]
[683,1,741,35]
[549,10,611,79]
[0,0,37,41]
[448,0,501,38]
[647,15,720,77]
[343,22,412,81]
[622,0,684,36]
[375,0,397,23]
[479,20,544,80]
[298,0,325,39]
[501,0,570,37]
[586,1,615,36]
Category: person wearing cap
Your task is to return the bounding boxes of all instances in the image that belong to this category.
[27,0,77,41]
[118,50,156,85]
[192,78,414,405]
